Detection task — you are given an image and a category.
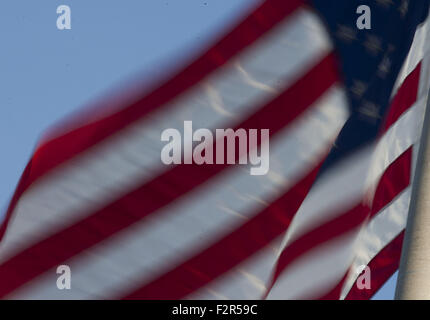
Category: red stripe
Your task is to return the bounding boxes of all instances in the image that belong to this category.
[345,231,404,300]
[121,161,324,299]
[370,147,412,218]
[381,62,421,132]
[266,146,412,297]
[267,203,368,295]
[338,64,420,299]
[316,271,349,300]
[263,60,420,299]
[339,149,411,299]
[0,54,339,298]
[0,0,304,242]
[26,0,305,190]
[334,64,420,299]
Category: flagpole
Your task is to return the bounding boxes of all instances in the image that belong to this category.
[395,88,430,299]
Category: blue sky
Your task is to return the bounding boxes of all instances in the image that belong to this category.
[0,0,397,299]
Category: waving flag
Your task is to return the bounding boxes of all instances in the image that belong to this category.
[0,0,429,299]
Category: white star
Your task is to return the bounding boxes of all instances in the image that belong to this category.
[336,24,357,42]
[363,35,383,55]
[399,0,409,17]
[359,101,381,122]
[377,56,392,78]
[376,0,394,8]
[351,80,368,98]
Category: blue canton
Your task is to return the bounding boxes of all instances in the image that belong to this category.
[311,0,429,173]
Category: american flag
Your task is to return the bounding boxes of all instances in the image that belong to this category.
[0,0,429,299]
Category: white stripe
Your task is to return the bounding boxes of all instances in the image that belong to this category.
[340,35,430,300]
[0,8,332,262]
[365,96,426,197]
[261,9,430,300]
[268,99,425,300]
[340,187,411,299]
[274,94,426,263]
[278,146,373,249]
[412,53,430,175]
[197,147,371,300]
[186,57,429,300]
[266,190,411,299]
[393,7,430,98]
[267,54,430,300]
[9,87,348,299]
[189,237,282,300]
[266,231,358,299]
